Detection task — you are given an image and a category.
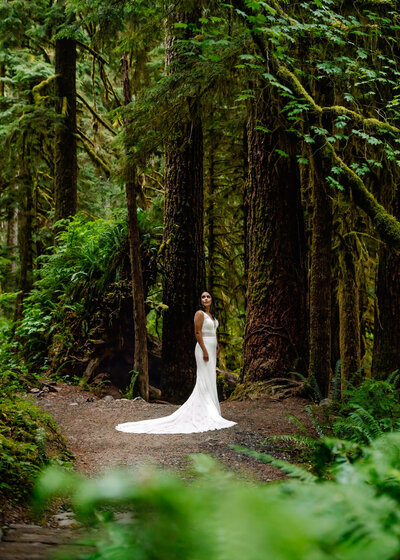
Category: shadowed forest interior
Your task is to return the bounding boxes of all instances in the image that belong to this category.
[2,1,400,559]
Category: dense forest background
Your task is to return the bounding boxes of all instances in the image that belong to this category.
[1,0,400,402]
[3,1,400,558]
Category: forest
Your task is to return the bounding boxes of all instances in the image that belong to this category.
[2,0,400,558]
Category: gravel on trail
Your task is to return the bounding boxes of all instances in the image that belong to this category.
[37,382,313,482]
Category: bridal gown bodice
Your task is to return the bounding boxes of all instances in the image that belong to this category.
[115,311,236,434]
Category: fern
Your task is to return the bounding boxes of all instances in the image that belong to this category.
[334,404,385,444]
[230,444,317,483]
[387,370,400,386]
[305,405,326,438]
[265,434,318,450]
[285,413,310,436]
[330,359,342,401]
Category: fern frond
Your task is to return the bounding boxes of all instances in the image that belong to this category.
[387,370,400,386]
[265,434,317,449]
[330,360,341,401]
[305,405,326,438]
[230,445,317,483]
[285,413,310,436]
[349,405,383,440]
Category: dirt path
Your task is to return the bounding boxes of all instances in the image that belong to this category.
[1,384,313,558]
[37,382,311,481]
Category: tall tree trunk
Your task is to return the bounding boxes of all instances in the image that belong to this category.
[243,122,249,285]
[161,6,205,403]
[372,175,400,376]
[338,239,361,387]
[308,162,332,398]
[54,36,77,222]
[206,142,216,295]
[242,88,307,382]
[15,171,33,321]
[6,206,18,280]
[0,62,5,97]
[122,54,149,401]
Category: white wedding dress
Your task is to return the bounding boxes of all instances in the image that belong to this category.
[115,311,236,434]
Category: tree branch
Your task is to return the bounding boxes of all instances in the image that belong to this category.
[233,0,400,248]
[75,40,108,65]
[312,133,400,248]
[32,75,58,105]
[322,106,400,135]
[77,135,111,176]
[76,92,117,136]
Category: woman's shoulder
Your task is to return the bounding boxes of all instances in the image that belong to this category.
[194,309,205,319]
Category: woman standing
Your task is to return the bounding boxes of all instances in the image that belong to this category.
[115,291,236,434]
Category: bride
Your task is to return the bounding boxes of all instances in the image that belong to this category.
[115,291,236,434]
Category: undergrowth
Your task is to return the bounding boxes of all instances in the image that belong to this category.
[257,374,400,479]
[34,433,400,560]
[0,368,72,512]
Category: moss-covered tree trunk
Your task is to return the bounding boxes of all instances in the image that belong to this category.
[54,36,77,222]
[122,53,149,401]
[338,241,361,388]
[161,5,205,403]
[6,207,18,277]
[15,170,34,321]
[206,143,216,295]
[372,177,400,376]
[0,62,5,97]
[308,162,332,398]
[242,89,307,382]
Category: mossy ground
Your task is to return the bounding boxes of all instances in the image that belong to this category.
[0,387,72,513]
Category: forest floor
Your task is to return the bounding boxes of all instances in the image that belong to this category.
[37,382,312,481]
[1,383,313,559]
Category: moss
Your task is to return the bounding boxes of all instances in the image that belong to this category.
[230,380,290,400]
[0,392,72,510]
[217,372,229,396]
[32,74,58,106]
[316,136,400,249]
[323,106,399,135]
[252,40,400,250]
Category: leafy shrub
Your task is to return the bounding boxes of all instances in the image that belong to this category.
[12,211,160,372]
[261,377,400,477]
[15,214,129,366]
[34,434,400,560]
[0,370,71,508]
[333,377,400,444]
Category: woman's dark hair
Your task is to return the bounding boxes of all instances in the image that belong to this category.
[199,291,215,318]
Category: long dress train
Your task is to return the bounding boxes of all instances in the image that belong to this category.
[115,312,236,434]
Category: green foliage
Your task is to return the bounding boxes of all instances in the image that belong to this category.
[333,377,400,444]
[11,210,160,371]
[34,433,400,560]
[0,369,71,508]
[14,214,129,366]
[261,376,400,478]
[16,215,126,363]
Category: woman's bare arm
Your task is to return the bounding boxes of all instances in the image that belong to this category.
[194,311,209,362]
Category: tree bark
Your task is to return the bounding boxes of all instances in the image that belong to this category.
[308,161,332,398]
[161,6,205,403]
[338,239,361,388]
[15,174,34,321]
[242,88,307,382]
[0,62,5,97]
[206,142,216,295]
[122,53,149,401]
[6,207,18,277]
[372,176,400,376]
[54,36,77,222]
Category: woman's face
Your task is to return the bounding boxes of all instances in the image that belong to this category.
[201,292,212,307]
